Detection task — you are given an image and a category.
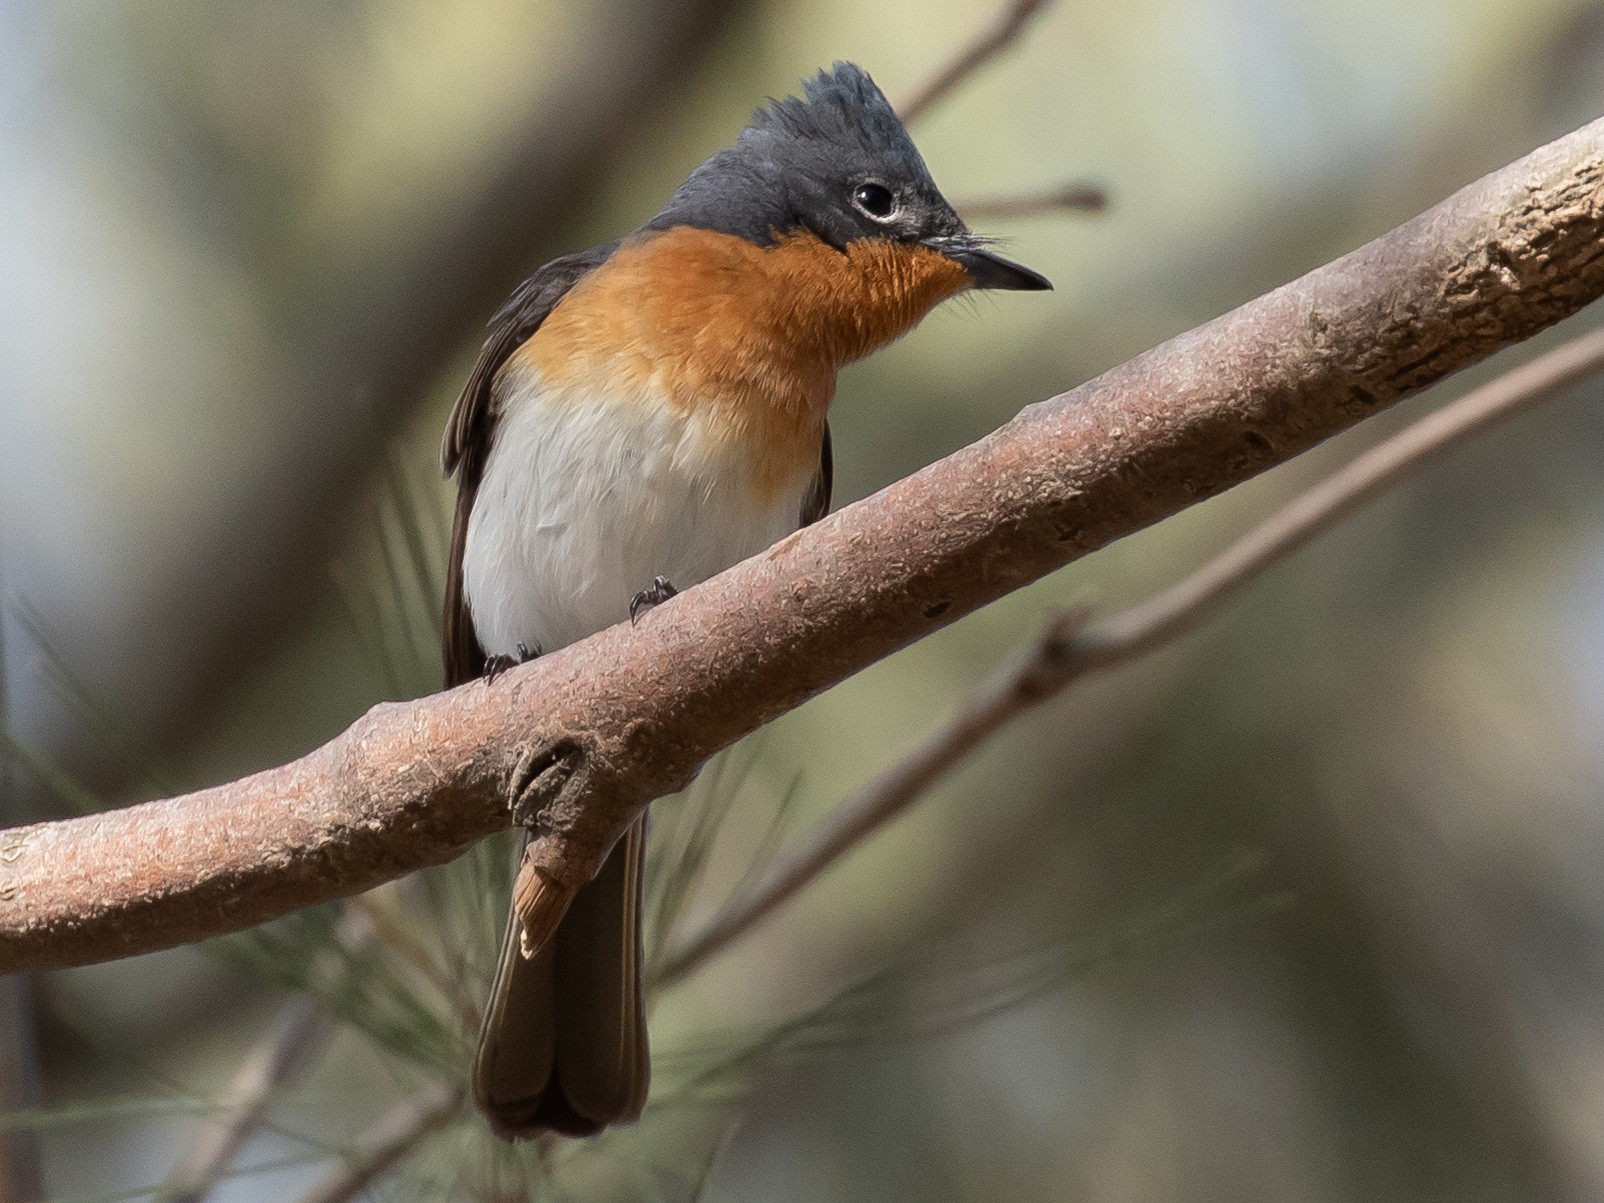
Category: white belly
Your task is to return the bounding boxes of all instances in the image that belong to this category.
[462,366,810,657]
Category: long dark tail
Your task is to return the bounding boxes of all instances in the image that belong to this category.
[471,819,649,1138]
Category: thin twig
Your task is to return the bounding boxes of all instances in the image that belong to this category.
[293,1081,462,1203]
[159,908,374,1203]
[898,0,1057,123]
[653,325,1604,986]
[1076,325,1604,664]
[956,180,1110,221]
[159,997,333,1203]
[5,115,1604,972]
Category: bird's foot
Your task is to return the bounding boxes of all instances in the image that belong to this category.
[629,576,678,624]
[483,642,541,684]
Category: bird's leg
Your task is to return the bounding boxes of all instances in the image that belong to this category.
[482,641,541,684]
[629,576,678,624]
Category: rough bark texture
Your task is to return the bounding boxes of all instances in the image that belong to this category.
[4,117,1604,972]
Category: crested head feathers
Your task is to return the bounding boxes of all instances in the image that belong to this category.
[648,62,966,251]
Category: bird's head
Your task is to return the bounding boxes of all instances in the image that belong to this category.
[648,61,1051,293]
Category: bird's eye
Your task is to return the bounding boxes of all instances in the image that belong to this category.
[852,182,896,220]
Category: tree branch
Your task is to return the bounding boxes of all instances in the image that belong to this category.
[159,995,332,1203]
[5,117,1604,972]
[157,906,375,1203]
[955,180,1109,221]
[652,324,1604,986]
[292,1082,461,1203]
[897,0,1058,123]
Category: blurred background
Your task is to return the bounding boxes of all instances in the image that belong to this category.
[6,0,1604,1199]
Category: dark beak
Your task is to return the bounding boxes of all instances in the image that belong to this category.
[929,238,1052,291]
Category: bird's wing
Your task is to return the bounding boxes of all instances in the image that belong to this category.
[442,243,618,688]
[799,421,833,528]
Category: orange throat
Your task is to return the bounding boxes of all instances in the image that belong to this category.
[516,226,970,498]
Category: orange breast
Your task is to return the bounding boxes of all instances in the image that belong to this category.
[512,226,969,500]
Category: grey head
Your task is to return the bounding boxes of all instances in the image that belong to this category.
[646,62,1049,291]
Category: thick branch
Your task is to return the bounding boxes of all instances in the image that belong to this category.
[4,118,1604,972]
[653,324,1604,986]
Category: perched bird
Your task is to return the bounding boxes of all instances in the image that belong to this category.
[442,61,1049,1139]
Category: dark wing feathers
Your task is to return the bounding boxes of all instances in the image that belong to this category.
[441,244,617,481]
[800,421,833,527]
[442,480,488,687]
[442,244,616,688]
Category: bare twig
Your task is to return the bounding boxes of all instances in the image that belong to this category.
[159,996,332,1203]
[159,907,376,1203]
[956,180,1110,221]
[4,116,1604,972]
[292,1082,461,1203]
[1070,325,1604,662]
[898,0,1057,123]
[653,325,1604,986]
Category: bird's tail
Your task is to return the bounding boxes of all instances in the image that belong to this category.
[471,818,649,1138]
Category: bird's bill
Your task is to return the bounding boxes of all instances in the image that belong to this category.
[929,239,1053,291]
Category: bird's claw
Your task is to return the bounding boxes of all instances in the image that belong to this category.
[629,576,678,625]
[482,642,541,684]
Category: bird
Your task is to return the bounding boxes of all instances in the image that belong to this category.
[441,61,1050,1140]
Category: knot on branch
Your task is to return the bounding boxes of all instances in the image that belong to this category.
[506,739,587,831]
[1012,604,1096,702]
[504,741,594,961]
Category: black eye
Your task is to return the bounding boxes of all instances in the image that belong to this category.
[852,182,895,220]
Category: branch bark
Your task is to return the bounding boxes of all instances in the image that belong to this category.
[652,324,1604,986]
[4,117,1604,972]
